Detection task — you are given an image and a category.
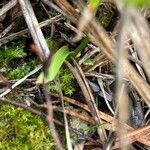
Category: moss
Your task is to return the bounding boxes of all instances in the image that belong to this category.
[0,40,53,149]
[49,68,75,96]
[0,103,55,150]
[0,38,75,149]
[96,3,117,29]
[7,63,30,79]
[0,41,25,67]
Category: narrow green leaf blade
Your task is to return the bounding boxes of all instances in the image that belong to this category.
[48,46,70,81]
[71,36,89,57]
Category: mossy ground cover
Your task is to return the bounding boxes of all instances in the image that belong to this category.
[0,38,74,149]
[0,104,55,150]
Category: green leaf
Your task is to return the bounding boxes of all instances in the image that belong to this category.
[36,72,44,84]
[70,36,89,58]
[124,0,150,7]
[48,46,70,81]
[37,37,89,84]
[37,46,71,83]
[88,0,100,8]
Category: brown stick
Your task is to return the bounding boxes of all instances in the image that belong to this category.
[51,93,150,146]
[43,83,64,150]
[0,0,17,16]
[18,0,50,60]
[0,15,62,46]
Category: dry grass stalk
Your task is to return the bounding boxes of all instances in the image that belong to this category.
[65,60,107,143]
[54,77,73,150]
[54,0,150,106]
[53,0,150,148]
[18,0,50,60]
[115,12,130,149]
[128,10,150,80]
[0,0,17,16]
[0,15,62,46]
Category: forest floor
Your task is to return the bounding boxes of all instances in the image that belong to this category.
[0,0,150,150]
